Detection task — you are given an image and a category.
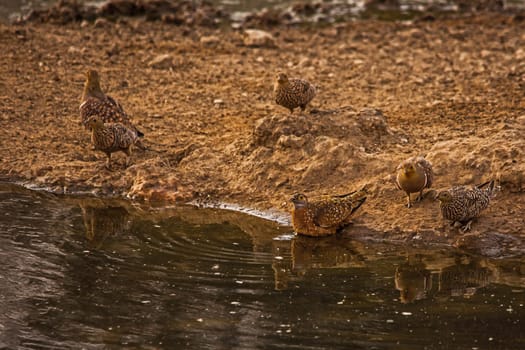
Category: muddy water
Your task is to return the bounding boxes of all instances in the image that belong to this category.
[0,183,523,349]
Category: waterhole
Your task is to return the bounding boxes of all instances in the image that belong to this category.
[0,183,523,349]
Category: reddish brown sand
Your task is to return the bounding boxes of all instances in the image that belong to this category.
[1,13,524,255]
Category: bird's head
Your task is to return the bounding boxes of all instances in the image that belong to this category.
[402,163,417,177]
[85,69,100,85]
[86,116,104,129]
[290,193,308,208]
[436,190,452,203]
[276,72,289,85]
[83,69,103,96]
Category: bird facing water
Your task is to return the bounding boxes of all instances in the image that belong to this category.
[80,69,144,137]
[396,156,434,208]
[290,189,367,237]
[274,72,316,114]
[87,116,139,169]
[436,180,495,232]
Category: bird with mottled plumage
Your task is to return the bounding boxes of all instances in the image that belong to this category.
[396,156,434,208]
[436,180,495,232]
[87,116,139,169]
[290,189,367,237]
[80,69,144,137]
[274,72,316,114]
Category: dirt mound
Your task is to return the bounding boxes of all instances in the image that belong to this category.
[246,108,402,193]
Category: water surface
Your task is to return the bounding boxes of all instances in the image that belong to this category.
[0,183,523,349]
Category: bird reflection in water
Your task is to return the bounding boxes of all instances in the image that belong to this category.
[394,254,432,303]
[438,255,494,298]
[80,201,131,248]
[272,235,365,290]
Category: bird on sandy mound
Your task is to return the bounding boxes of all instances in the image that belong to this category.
[396,156,434,208]
[86,115,140,170]
[274,72,316,114]
[436,180,495,232]
[80,69,144,138]
[290,189,367,237]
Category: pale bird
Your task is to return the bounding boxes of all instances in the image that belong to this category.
[396,156,434,208]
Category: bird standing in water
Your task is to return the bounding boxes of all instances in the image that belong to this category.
[290,189,367,237]
[80,69,144,138]
[436,180,495,232]
[274,72,316,114]
[396,156,434,208]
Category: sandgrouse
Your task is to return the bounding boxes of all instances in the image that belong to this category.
[436,180,495,232]
[274,72,316,114]
[80,69,144,138]
[87,116,139,169]
[290,189,367,237]
[396,156,434,208]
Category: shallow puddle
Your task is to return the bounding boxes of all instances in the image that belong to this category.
[0,183,523,349]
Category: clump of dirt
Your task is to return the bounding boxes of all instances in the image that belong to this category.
[1,10,524,256]
[19,0,224,26]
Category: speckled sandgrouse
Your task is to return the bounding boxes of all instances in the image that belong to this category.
[396,156,434,208]
[436,180,495,232]
[87,115,139,169]
[274,72,316,114]
[80,69,144,137]
[290,189,367,237]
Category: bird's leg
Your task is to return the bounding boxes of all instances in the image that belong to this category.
[122,147,132,168]
[461,220,473,232]
[406,193,412,208]
[105,153,112,170]
[416,189,424,202]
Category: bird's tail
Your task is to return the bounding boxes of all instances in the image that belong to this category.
[348,187,367,214]
[350,195,367,215]
[134,138,147,151]
[477,180,496,197]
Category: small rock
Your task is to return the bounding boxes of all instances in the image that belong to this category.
[213,99,224,105]
[243,29,276,48]
[94,18,110,28]
[200,35,220,46]
[148,54,173,69]
[67,46,84,55]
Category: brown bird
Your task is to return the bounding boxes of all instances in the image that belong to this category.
[80,69,144,137]
[274,72,316,114]
[87,116,139,169]
[396,156,434,208]
[436,180,495,232]
[290,189,367,237]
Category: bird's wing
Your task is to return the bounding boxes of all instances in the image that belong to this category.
[463,188,489,216]
[106,95,126,114]
[312,200,356,228]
